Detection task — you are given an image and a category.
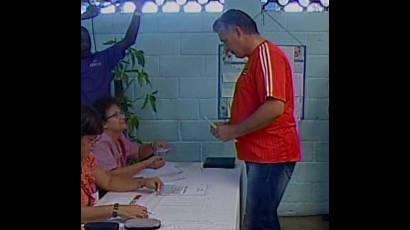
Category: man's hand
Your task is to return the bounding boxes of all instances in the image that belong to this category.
[210,122,238,141]
[81,4,99,20]
[117,0,143,52]
[87,4,99,14]
[133,0,144,12]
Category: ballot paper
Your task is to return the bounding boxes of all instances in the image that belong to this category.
[158,184,208,196]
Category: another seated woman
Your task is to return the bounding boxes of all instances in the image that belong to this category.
[92,96,169,177]
[81,104,163,223]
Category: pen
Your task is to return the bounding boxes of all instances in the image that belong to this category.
[203,116,216,129]
[129,194,142,205]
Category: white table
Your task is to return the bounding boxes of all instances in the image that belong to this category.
[98,161,244,230]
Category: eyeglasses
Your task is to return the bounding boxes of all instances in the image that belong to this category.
[105,111,126,120]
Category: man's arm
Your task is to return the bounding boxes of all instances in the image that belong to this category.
[116,0,143,50]
[212,99,285,141]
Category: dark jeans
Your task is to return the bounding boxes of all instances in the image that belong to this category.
[243,161,296,230]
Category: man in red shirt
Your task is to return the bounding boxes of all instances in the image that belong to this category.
[211,9,301,230]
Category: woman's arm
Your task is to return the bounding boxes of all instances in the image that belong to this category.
[81,204,149,223]
[92,165,163,192]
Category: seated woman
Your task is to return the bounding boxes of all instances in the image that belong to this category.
[92,96,169,177]
[81,104,163,223]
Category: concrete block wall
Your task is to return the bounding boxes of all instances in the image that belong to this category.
[81,0,328,216]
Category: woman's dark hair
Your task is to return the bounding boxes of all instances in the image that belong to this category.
[81,104,103,136]
[93,96,122,120]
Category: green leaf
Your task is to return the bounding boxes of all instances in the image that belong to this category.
[137,73,144,87]
[134,118,139,130]
[129,47,138,53]
[128,134,137,143]
[122,97,134,112]
[141,94,149,110]
[130,50,136,68]
[136,50,145,67]
[126,79,136,90]
[112,68,121,80]
[118,62,125,70]
[120,73,129,83]
[142,71,151,87]
[136,138,143,144]
[125,69,139,73]
[146,78,151,87]
[103,39,117,45]
[127,114,139,133]
[126,100,134,109]
[149,95,157,112]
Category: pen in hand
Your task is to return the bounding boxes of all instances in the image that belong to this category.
[204,116,216,129]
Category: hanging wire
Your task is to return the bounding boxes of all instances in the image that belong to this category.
[91,17,98,52]
[88,0,98,52]
[253,3,305,46]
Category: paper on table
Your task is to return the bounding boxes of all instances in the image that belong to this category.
[155,196,206,213]
[158,184,208,196]
[136,162,183,178]
[94,192,137,206]
[161,174,186,183]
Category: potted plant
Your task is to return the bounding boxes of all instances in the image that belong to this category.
[104,39,158,142]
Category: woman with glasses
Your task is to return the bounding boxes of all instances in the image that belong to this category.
[92,96,170,177]
[81,104,163,223]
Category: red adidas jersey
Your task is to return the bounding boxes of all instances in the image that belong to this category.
[231,40,301,163]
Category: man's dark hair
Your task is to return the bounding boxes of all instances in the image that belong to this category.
[81,104,103,136]
[93,96,122,120]
[213,9,259,35]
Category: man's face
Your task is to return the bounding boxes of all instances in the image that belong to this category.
[81,29,91,56]
[218,28,245,58]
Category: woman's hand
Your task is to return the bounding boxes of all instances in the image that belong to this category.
[118,204,148,219]
[146,156,165,169]
[142,177,164,192]
[153,141,170,151]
